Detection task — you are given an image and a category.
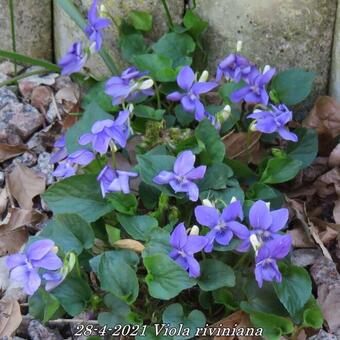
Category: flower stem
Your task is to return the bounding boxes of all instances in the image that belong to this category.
[160,0,174,30]
[8,0,17,75]
[154,83,161,109]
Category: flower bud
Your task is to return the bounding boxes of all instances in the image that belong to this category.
[139,78,154,90]
[127,103,134,113]
[230,196,237,203]
[236,40,243,52]
[202,198,214,207]
[190,225,200,236]
[51,246,59,254]
[99,4,110,17]
[109,141,118,152]
[263,65,271,74]
[217,105,232,123]
[265,201,271,209]
[89,41,97,55]
[198,70,209,82]
[249,120,257,132]
[250,234,261,253]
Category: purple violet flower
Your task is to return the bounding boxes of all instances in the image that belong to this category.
[85,0,110,52]
[6,240,63,295]
[169,223,208,277]
[52,149,94,179]
[97,165,138,197]
[79,109,130,154]
[204,112,221,130]
[43,271,65,291]
[153,150,206,202]
[255,235,292,287]
[50,135,67,164]
[167,66,218,121]
[216,53,257,83]
[195,200,249,252]
[58,42,87,76]
[230,67,276,105]
[105,67,154,105]
[237,200,289,252]
[247,104,298,142]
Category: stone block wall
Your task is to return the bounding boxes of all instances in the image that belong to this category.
[0,0,339,103]
[0,0,52,60]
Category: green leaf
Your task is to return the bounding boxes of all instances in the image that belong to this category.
[271,68,316,105]
[195,119,225,165]
[301,297,323,329]
[134,54,177,82]
[143,230,171,257]
[219,82,246,104]
[52,276,92,316]
[107,192,138,215]
[273,265,312,318]
[174,105,194,127]
[57,0,118,74]
[144,253,195,300]
[246,183,283,209]
[119,33,148,63]
[117,214,158,241]
[98,294,132,327]
[139,182,161,209]
[224,158,257,181]
[98,253,139,304]
[43,174,114,223]
[286,128,318,168]
[29,289,61,322]
[90,250,139,274]
[39,214,94,255]
[152,32,195,67]
[82,81,116,112]
[183,10,208,38]
[212,288,238,310]
[241,302,294,340]
[136,154,178,196]
[162,303,206,340]
[197,259,235,291]
[198,162,233,191]
[129,10,153,31]
[105,225,121,245]
[260,156,302,184]
[0,49,59,72]
[134,105,165,121]
[66,101,113,153]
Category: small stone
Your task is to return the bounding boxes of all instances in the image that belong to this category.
[15,151,37,167]
[0,73,8,83]
[310,256,340,286]
[0,102,45,140]
[46,101,60,123]
[308,329,338,340]
[0,121,22,144]
[0,61,22,76]
[54,75,74,91]
[0,88,18,107]
[33,152,54,185]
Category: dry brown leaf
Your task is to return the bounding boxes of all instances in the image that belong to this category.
[314,168,340,198]
[198,310,260,340]
[317,283,340,333]
[0,225,28,256]
[0,143,28,163]
[223,131,263,164]
[55,85,80,113]
[113,239,145,253]
[303,96,340,138]
[288,228,315,248]
[329,143,340,167]
[5,207,45,230]
[7,164,45,209]
[0,297,22,337]
[0,189,8,215]
[31,85,53,112]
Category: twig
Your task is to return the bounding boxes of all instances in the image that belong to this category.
[51,92,62,121]
[47,318,98,325]
[160,0,174,30]
[8,0,17,75]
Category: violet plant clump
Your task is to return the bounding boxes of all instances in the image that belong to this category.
[9,1,323,339]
